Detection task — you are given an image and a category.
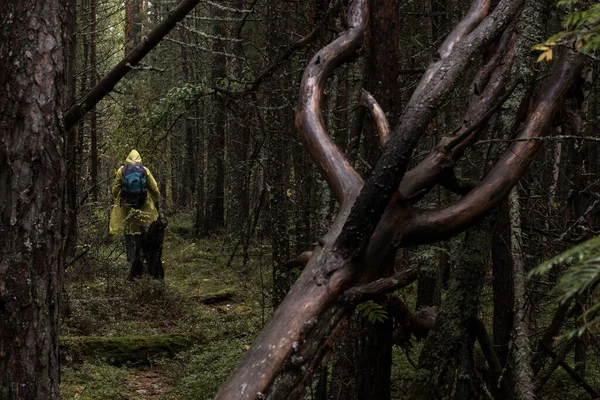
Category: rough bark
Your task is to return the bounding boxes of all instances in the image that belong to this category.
[265,0,295,307]
[362,0,400,169]
[125,0,143,56]
[492,199,513,367]
[508,188,535,400]
[89,0,98,201]
[352,1,401,397]
[336,0,521,254]
[204,3,227,234]
[179,27,196,209]
[409,222,492,400]
[0,0,70,398]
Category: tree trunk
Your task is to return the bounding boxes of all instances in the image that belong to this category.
[90,0,98,201]
[227,0,251,234]
[179,29,195,209]
[362,0,401,171]
[508,188,535,400]
[353,1,401,397]
[265,0,293,307]
[409,221,492,400]
[194,102,206,235]
[204,3,227,235]
[66,0,80,253]
[0,0,70,397]
[492,198,513,367]
[125,0,144,56]
[215,0,583,396]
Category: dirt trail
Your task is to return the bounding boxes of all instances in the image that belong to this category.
[127,368,172,399]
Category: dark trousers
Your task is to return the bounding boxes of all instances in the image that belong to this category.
[125,219,165,280]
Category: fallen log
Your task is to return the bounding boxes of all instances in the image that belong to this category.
[195,289,235,305]
[60,334,197,366]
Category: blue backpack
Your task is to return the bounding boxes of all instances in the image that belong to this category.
[121,164,147,208]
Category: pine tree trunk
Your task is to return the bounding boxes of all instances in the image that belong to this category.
[227,0,251,234]
[266,0,293,307]
[204,3,227,234]
[125,0,143,55]
[353,1,401,397]
[66,0,79,253]
[90,0,98,201]
[492,199,514,367]
[180,27,196,210]
[0,0,70,397]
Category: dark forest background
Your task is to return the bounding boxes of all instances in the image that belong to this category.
[2,0,600,399]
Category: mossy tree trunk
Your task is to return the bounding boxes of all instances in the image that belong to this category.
[492,198,513,366]
[409,221,492,400]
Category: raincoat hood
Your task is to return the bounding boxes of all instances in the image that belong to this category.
[125,149,142,165]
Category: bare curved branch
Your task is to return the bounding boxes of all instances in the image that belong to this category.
[285,251,313,270]
[214,3,369,399]
[397,51,585,246]
[342,267,419,303]
[409,0,491,105]
[358,89,391,147]
[216,1,525,398]
[295,1,367,204]
[398,37,521,200]
[335,0,524,257]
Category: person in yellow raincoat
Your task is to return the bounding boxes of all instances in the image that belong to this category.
[109,149,162,279]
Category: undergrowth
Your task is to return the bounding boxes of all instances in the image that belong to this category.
[61,211,269,399]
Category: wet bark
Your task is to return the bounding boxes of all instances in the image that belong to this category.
[362,0,400,170]
[0,0,70,397]
[352,1,401,397]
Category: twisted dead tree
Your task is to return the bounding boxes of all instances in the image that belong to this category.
[215,0,585,398]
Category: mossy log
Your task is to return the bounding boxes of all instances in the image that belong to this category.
[194,289,234,304]
[60,334,197,366]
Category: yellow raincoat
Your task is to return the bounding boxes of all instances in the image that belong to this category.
[109,150,161,235]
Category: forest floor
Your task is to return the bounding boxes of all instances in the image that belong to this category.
[60,213,270,399]
[59,210,600,400]
[59,212,420,399]
[58,212,598,399]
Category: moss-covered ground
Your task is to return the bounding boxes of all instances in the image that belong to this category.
[60,213,270,399]
[60,212,600,399]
